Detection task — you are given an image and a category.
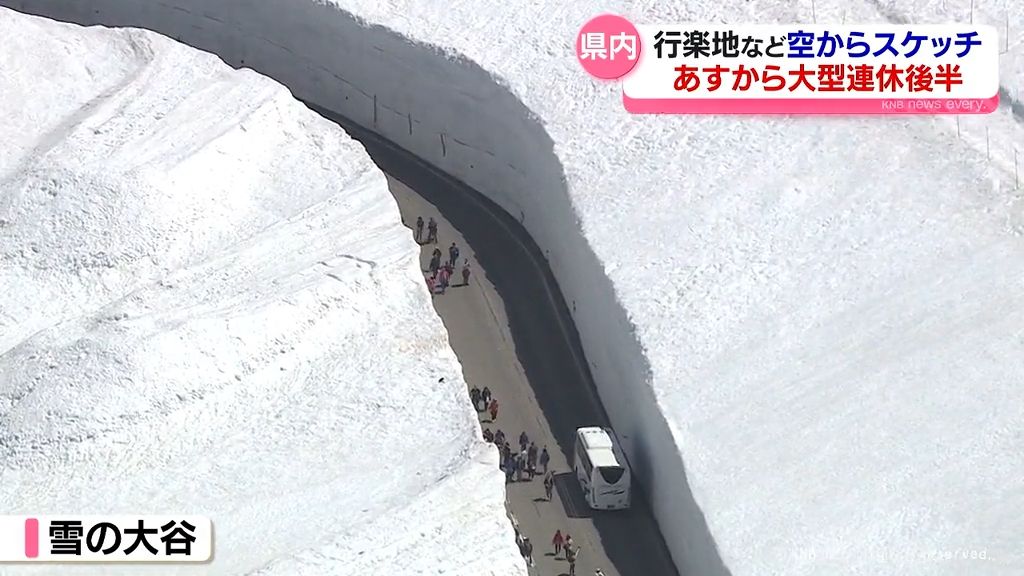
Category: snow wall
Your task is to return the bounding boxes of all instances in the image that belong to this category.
[0,1,721,573]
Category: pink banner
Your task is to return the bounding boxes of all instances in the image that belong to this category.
[623,93,1000,115]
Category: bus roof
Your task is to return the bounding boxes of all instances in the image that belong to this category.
[588,449,621,469]
[577,427,614,449]
[577,427,624,468]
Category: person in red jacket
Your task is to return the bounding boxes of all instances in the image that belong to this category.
[488,398,499,422]
[552,529,564,555]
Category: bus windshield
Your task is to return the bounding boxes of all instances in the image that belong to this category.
[598,466,625,484]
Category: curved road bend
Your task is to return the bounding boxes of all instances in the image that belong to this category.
[309,104,680,576]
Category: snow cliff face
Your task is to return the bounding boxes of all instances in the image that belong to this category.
[0,9,524,576]
[3,2,1024,575]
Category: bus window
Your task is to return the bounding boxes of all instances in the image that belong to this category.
[598,466,624,484]
[576,444,593,477]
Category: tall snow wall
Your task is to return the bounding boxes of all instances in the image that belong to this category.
[0,2,722,573]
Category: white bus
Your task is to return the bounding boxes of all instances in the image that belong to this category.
[573,426,631,510]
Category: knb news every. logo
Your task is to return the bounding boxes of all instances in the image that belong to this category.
[0,515,212,562]
[575,15,999,115]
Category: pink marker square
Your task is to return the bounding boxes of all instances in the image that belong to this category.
[24,518,39,558]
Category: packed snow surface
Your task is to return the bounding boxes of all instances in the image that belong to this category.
[0,9,524,575]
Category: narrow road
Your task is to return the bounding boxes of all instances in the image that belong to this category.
[311,104,680,576]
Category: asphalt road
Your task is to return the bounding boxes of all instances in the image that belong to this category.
[310,104,680,576]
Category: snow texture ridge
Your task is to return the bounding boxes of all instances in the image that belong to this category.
[0,9,525,576]
[3,1,1024,575]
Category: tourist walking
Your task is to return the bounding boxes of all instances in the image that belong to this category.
[566,544,580,575]
[527,442,538,478]
[414,216,424,242]
[461,259,471,286]
[437,264,452,294]
[448,242,459,268]
[469,385,481,410]
[552,530,564,556]
[429,249,441,276]
[488,399,499,422]
[427,217,438,243]
[539,446,550,474]
[544,471,555,500]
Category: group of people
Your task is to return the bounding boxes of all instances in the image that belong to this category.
[470,385,556,493]
[552,530,585,575]
[518,527,595,576]
[469,385,499,422]
[481,426,552,486]
[415,215,439,244]
[415,216,471,294]
[463,334,596,574]
[419,215,601,575]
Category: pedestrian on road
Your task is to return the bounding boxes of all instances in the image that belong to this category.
[427,217,438,243]
[481,386,491,409]
[565,535,574,559]
[461,259,471,286]
[527,442,538,478]
[429,252,441,276]
[414,216,424,243]
[544,472,554,500]
[438,265,452,294]
[518,431,529,452]
[566,545,579,575]
[469,385,481,410]
[503,442,512,465]
[494,429,505,447]
[448,242,460,268]
[516,455,526,481]
[488,399,499,422]
[483,427,494,443]
[552,530,564,556]
[523,537,534,566]
[425,274,436,294]
[540,446,550,474]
